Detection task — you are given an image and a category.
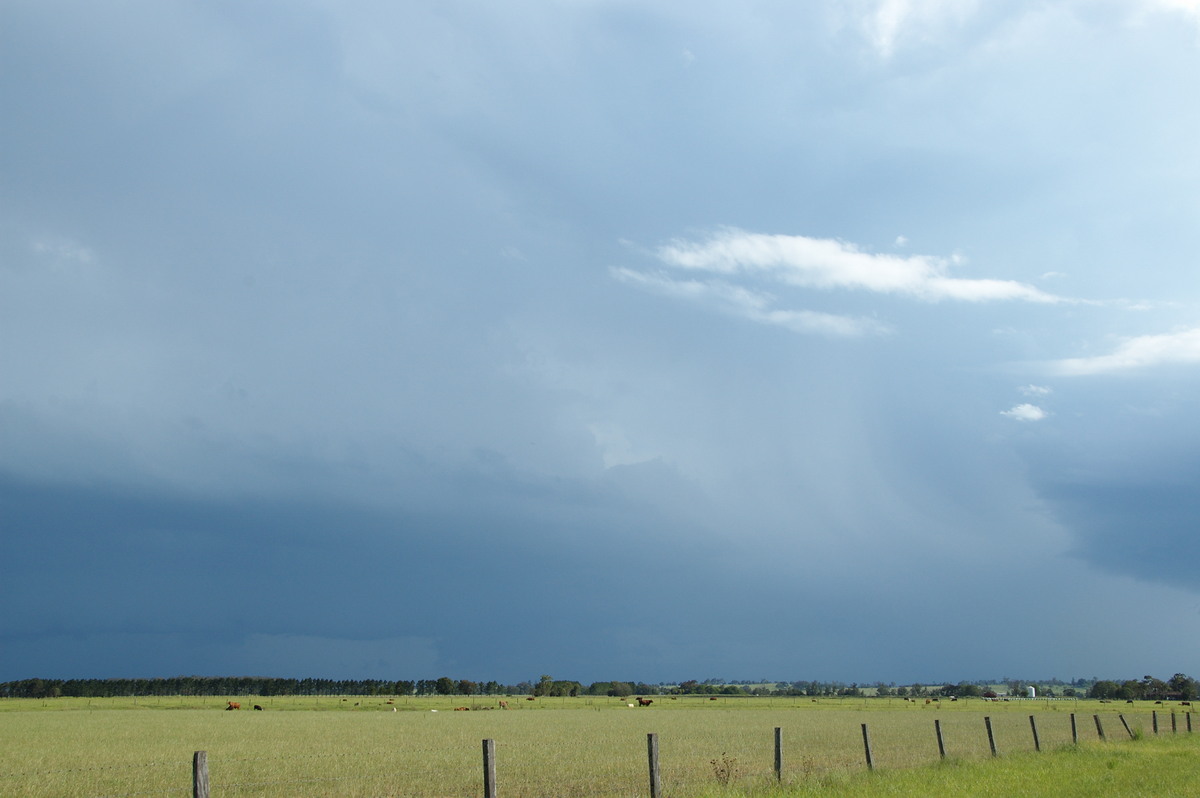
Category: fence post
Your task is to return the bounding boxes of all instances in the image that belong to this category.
[1189,712,1193,733]
[193,751,209,798]
[861,724,874,770]
[774,727,783,782]
[647,733,661,798]
[1070,713,1078,745]
[1119,715,1134,739]
[1029,716,1040,752]
[1153,711,1159,734]
[934,719,946,759]
[1172,711,1177,733]
[1094,714,1106,741]
[482,739,497,798]
[984,716,998,757]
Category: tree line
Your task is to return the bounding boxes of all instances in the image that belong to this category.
[2,673,1195,700]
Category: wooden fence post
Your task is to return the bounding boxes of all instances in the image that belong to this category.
[1070,713,1078,745]
[482,739,497,798]
[647,733,661,798]
[1188,712,1193,733]
[193,751,209,798]
[1172,711,1177,733]
[984,716,998,757]
[1093,714,1106,741]
[1153,711,1159,734]
[1029,716,1040,752]
[774,727,783,782]
[1119,715,1134,739]
[861,724,874,770]
[934,719,946,760]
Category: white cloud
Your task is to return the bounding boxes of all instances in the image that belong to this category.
[1053,327,1200,375]
[654,229,1061,304]
[1149,0,1200,21]
[612,267,891,337]
[1020,384,1052,396]
[857,0,980,58]
[1002,403,1048,422]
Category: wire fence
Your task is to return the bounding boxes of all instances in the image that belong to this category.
[2,708,1192,797]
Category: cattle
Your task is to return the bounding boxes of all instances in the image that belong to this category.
[226,702,240,711]
[499,700,509,709]
[709,697,718,701]
[1183,702,1192,706]
[454,707,470,711]
[253,705,263,711]
[637,698,653,707]
[526,696,536,701]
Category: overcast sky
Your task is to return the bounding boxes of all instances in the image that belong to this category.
[5,0,1200,686]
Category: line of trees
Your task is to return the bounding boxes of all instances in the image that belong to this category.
[1088,674,1198,701]
[3,673,1195,701]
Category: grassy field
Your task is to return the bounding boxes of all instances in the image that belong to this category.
[0,696,1192,796]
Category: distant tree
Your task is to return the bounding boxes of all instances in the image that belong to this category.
[458,680,477,696]
[435,677,456,696]
[1089,680,1119,700]
[1169,674,1198,701]
[533,675,554,697]
[1142,675,1169,701]
[609,681,633,698]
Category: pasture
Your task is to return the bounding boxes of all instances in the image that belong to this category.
[0,695,1191,796]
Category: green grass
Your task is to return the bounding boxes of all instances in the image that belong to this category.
[0,696,1191,796]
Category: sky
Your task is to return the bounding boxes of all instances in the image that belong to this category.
[4,0,1200,687]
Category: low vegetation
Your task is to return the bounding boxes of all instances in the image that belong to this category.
[1,695,1194,796]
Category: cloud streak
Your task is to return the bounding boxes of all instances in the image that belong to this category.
[1053,328,1200,375]
[654,229,1062,304]
[611,267,890,337]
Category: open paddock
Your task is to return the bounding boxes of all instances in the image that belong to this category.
[0,697,1189,796]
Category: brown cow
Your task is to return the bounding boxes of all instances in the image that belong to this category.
[499,700,509,709]
[253,705,263,711]
[637,698,653,706]
[454,707,470,711]
[226,701,240,710]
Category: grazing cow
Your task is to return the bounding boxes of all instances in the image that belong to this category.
[226,702,240,711]
[253,705,263,711]
[1182,702,1192,706]
[526,696,536,701]
[454,707,470,711]
[637,698,653,707]
[499,700,509,709]
[709,697,718,701]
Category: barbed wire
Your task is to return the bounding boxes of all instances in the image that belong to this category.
[0,761,181,779]
[89,789,188,798]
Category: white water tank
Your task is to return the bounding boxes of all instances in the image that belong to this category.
[1027,686,1036,698]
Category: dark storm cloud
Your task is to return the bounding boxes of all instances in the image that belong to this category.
[5,1,1200,684]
